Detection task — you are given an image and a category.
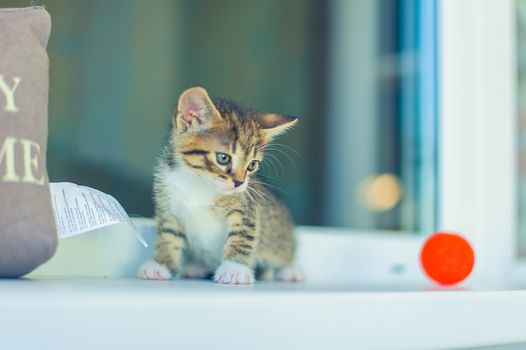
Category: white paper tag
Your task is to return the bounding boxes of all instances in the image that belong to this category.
[49,182,148,247]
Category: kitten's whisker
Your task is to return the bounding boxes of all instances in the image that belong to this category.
[246,188,261,211]
[264,147,296,167]
[256,172,278,181]
[248,187,271,213]
[248,185,271,204]
[245,188,257,211]
[241,193,249,213]
[260,161,278,178]
[249,180,287,194]
[260,155,280,177]
[263,158,280,177]
[251,186,274,202]
[269,143,301,158]
[249,185,274,205]
[264,152,285,174]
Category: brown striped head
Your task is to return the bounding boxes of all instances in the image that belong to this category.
[171,86,297,193]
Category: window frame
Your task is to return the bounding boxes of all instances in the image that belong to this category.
[318,0,521,286]
[439,0,517,285]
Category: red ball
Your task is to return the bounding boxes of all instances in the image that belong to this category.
[420,232,475,285]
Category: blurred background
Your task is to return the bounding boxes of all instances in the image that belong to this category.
[518,0,526,256]
[3,0,437,233]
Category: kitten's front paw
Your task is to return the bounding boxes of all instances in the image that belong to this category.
[214,261,255,285]
[138,260,173,280]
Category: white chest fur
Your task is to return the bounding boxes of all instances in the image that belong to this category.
[162,167,227,268]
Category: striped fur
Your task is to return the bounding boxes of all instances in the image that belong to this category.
[149,87,300,283]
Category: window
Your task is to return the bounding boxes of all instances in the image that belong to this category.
[0,0,439,235]
[325,0,437,232]
[2,0,521,289]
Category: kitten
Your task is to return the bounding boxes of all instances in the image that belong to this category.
[138,86,302,284]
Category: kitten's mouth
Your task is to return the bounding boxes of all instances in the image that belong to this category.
[226,186,245,193]
[214,180,238,193]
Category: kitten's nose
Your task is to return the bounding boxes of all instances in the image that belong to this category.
[233,180,244,188]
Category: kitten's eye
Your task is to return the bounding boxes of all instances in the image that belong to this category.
[247,160,259,172]
[216,152,231,165]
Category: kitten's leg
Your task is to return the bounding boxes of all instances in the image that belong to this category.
[138,216,186,280]
[154,217,187,274]
[255,262,303,282]
[275,265,304,282]
[138,260,172,280]
[257,267,275,281]
[214,209,257,285]
[255,205,300,282]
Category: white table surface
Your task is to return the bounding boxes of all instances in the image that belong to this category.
[2,278,526,350]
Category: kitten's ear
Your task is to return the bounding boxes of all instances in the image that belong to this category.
[256,113,298,139]
[174,86,221,132]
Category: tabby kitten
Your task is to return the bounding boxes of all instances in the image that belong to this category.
[138,86,302,284]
